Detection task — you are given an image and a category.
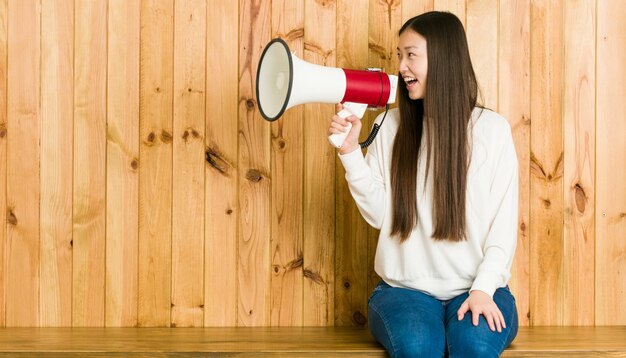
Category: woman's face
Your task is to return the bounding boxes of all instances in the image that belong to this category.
[397,30,428,100]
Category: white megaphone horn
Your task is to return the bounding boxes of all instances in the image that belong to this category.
[256,38,398,148]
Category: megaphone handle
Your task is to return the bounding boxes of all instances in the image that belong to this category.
[328,103,368,148]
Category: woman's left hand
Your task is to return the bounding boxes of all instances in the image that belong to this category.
[457,290,506,333]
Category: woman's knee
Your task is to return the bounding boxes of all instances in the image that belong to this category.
[392,340,445,358]
[448,342,500,358]
[368,303,445,358]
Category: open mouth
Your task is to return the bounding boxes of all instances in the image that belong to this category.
[404,77,418,87]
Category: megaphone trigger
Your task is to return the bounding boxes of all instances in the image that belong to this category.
[327,102,368,148]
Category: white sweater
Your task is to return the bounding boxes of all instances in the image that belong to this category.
[339,107,518,300]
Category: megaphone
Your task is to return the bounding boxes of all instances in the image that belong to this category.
[256,38,398,148]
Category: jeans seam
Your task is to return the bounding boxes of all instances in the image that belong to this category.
[369,302,399,357]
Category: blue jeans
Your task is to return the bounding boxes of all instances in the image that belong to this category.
[368,280,518,358]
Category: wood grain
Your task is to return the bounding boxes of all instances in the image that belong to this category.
[106,0,139,327]
[434,0,466,26]
[499,0,531,326]
[530,0,564,326]
[303,0,336,327]
[563,0,595,326]
[467,0,498,110]
[6,0,40,327]
[138,0,174,327]
[204,0,239,327]
[171,0,206,328]
[270,0,304,327]
[238,0,271,326]
[73,0,107,327]
[596,0,626,326]
[335,0,369,327]
[401,0,434,23]
[0,0,625,329]
[0,0,6,328]
[1,326,626,357]
[40,0,73,327]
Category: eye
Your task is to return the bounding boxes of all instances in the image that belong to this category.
[408,53,415,58]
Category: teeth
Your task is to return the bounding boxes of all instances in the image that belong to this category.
[404,77,416,83]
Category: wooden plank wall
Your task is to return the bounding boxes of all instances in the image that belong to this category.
[0,0,624,327]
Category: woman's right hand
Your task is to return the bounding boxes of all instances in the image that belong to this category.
[328,103,363,155]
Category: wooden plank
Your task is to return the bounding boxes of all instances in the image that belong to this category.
[171,0,206,328]
[269,0,304,327]
[237,0,271,327]
[106,0,140,327]
[498,0,531,327]
[302,0,336,327]
[204,0,238,327]
[562,0,595,326]
[0,0,8,328]
[335,0,369,327]
[367,0,401,296]
[467,0,498,110]
[402,0,434,23]
[529,0,564,326]
[434,0,466,26]
[73,0,107,327]
[0,327,385,355]
[138,0,174,327]
[596,0,626,326]
[40,0,73,327]
[6,0,41,327]
[1,327,626,356]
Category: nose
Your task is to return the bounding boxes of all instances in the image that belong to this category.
[397,58,408,73]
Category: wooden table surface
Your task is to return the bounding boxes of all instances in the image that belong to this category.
[0,326,625,357]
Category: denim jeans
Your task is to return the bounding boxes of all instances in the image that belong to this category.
[368,280,518,358]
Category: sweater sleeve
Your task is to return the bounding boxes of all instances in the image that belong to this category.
[470,122,519,298]
[338,139,387,229]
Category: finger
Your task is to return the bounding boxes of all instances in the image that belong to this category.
[483,311,495,332]
[498,310,506,329]
[336,103,343,112]
[344,115,359,123]
[493,310,502,333]
[329,122,348,134]
[332,115,349,127]
[472,310,480,327]
[331,121,348,131]
[457,302,469,320]
[328,127,343,135]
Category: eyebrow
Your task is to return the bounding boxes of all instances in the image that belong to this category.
[396,46,420,51]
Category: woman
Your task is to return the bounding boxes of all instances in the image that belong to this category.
[328,11,519,358]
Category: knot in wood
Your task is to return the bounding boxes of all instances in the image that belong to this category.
[574,183,586,213]
[303,269,325,285]
[147,132,156,145]
[277,138,286,150]
[246,169,263,182]
[245,99,256,110]
[160,130,173,143]
[353,311,367,326]
[7,210,17,225]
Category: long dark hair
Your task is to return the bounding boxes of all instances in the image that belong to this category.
[390,11,479,242]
